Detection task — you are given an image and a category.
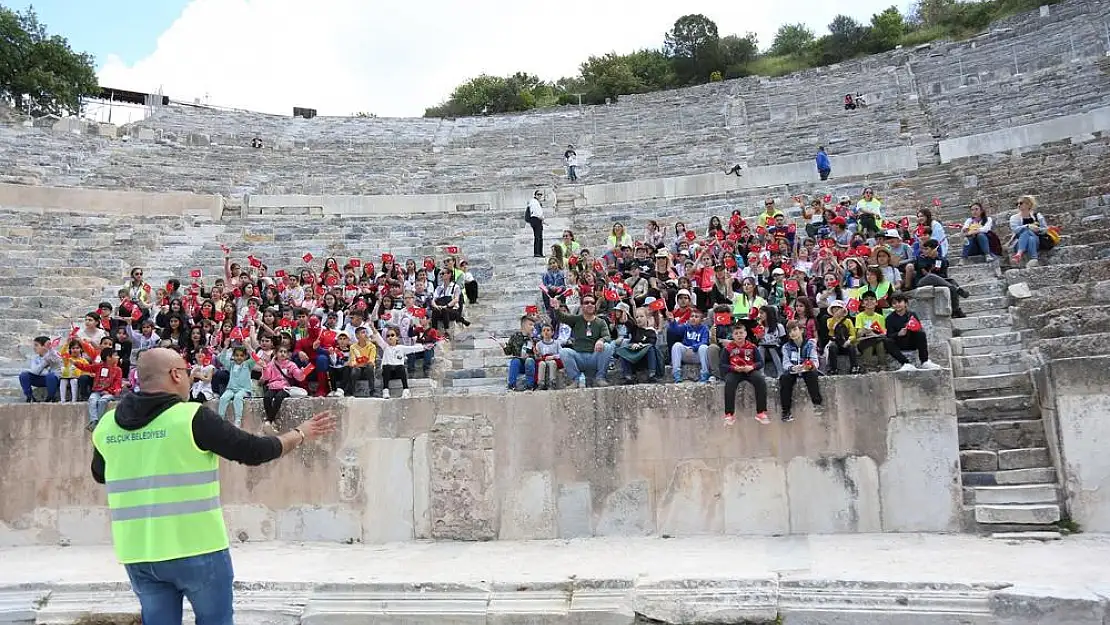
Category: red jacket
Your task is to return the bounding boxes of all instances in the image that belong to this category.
[76,361,123,395]
[723,340,761,372]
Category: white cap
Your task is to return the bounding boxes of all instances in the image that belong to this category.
[883,229,901,238]
[828,300,846,310]
[772,267,786,275]
[839,195,851,203]
[644,296,658,306]
[677,289,692,298]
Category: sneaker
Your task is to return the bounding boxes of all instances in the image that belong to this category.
[401,389,412,399]
[722,413,736,425]
[850,366,862,374]
[327,390,338,397]
[754,412,771,425]
[23,396,34,403]
[593,378,610,388]
[919,360,942,370]
[577,374,587,389]
[334,388,345,397]
[1026,259,1040,268]
[647,376,660,383]
[540,383,549,391]
[699,373,710,383]
[898,362,917,372]
[707,376,717,383]
[673,377,683,384]
[381,388,390,400]
[781,413,794,423]
[621,376,635,385]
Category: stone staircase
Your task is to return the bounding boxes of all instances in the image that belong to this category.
[947,259,1063,535]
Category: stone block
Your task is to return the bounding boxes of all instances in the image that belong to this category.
[556,482,593,538]
[721,458,789,536]
[362,437,415,543]
[786,456,881,534]
[975,503,1060,524]
[55,506,111,545]
[223,504,276,543]
[412,433,431,539]
[657,459,723,536]
[998,447,1050,470]
[499,471,556,540]
[880,416,962,531]
[973,484,1058,505]
[277,505,361,542]
[961,450,999,472]
[429,414,497,540]
[596,479,654,537]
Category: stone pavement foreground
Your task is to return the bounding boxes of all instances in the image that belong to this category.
[2,534,1110,624]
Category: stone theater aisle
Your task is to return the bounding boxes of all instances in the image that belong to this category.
[2,534,1110,623]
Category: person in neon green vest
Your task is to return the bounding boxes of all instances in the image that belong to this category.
[91,348,337,624]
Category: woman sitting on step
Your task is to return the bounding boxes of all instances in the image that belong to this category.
[961,202,999,261]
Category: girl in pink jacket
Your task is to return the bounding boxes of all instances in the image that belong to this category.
[260,346,307,425]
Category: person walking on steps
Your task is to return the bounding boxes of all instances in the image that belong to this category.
[90,348,337,625]
[816,146,831,181]
[564,145,578,182]
[527,190,545,258]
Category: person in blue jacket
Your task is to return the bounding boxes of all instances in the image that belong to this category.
[667,309,711,383]
[816,146,831,181]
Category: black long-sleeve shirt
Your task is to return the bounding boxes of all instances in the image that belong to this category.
[91,392,282,484]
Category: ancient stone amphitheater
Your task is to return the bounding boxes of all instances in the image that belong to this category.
[1,1,1110,622]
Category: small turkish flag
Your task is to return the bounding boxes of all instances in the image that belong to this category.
[412,307,427,319]
[823,194,832,203]
[249,256,262,268]
[131,308,143,321]
[749,306,760,319]
[215,311,225,322]
[302,253,314,263]
[826,277,839,288]
[446,246,459,255]
[524,305,538,315]
[143,283,151,293]
[752,325,765,339]
[190,269,202,278]
[819,239,834,249]
[593,260,603,272]
[315,285,325,296]
[871,321,884,334]
[230,327,244,341]
[275,269,287,278]
[349,258,361,268]
[220,244,230,254]
[727,233,739,242]
[302,363,316,378]
[725,257,737,269]
[381,312,392,321]
[756,226,766,236]
[568,255,579,266]
[906,316,923,332]
[847,299,860,313]
[750,244,762,253]
[714,312,732,326]
[356,356,370,365]
[69,325,79,338]
[649,299,666,311]
[788,224,797,234]
[715,230,724,240]
[325,275,338,286]
[423,259,435,270]
[785,280,800,293]
[604,289,619,302]
[899,217,910,228]
[684,230,696,241]
[761,259,772,268]
[932,198,942,207]
[382,253,395,263]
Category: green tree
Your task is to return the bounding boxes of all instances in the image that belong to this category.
[0,6,98,116]
[664,14,722,84]
[424,73,551,117]
[769,23,815,56]
[866,7,906,52]
[814,15,869,65]
[575,49,674,103]
[719,33,759,77]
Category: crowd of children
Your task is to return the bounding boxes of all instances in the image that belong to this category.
[18,249,476,429]
[516,189,1056,422]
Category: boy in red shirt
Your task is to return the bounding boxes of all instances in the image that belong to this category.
[721,324,769,425]
[77,348,123,431]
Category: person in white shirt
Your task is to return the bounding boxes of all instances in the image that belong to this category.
[527,190,545,258]
[961,201,996,260]
[564,145,578,181]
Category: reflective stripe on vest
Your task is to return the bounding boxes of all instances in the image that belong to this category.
[93,401,229,564]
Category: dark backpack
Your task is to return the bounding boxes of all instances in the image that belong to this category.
[524,203,531,221]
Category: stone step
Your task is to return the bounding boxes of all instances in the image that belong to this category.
[998,447,1051,470]
[953,371,1031,395]
[972,483,1060,505]
[958,419,1046,451]
[989,531,1063,541]
[956,394,1036,419]
[949,331,1026,356]
[961,295,1008,316]
[959,281,1005,297]
[962,467,1056,486]
[975,504,1061,525]
[954,325,1016,338]
[952,352,1029,377]
[952,313,1012,334]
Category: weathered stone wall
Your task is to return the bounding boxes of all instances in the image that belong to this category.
[1034,355,1110,532]
[0,371,962,546]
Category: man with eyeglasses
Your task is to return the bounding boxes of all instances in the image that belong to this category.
[554,297,614,388]
[90,348,337,624]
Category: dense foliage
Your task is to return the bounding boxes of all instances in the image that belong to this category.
[0,5,98,116]
[424,0,1062,118]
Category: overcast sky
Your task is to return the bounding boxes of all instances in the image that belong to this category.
[81,0,908,118]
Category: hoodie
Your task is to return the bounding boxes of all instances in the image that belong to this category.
[90,392,282,484]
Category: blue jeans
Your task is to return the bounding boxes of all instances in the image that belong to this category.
[87,391,115,424]
[1014,229,1040,259]
[559,345,614,382]
[507,357,536,389]
[19,371,59,401]
[618,346,658,378]
[962,232,991,258]
[125,548,234,625]
[407,348,434,374]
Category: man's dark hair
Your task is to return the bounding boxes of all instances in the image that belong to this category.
[891,293,909,305]
[98,301,113,311]
[862,291,877,301]
[520,315,533,325]
[923,239,940,250]
[33,336,49,346]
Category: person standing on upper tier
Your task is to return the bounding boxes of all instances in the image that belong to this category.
[528,190,545,258]
[816,146,831,181]
[564,145,578,182]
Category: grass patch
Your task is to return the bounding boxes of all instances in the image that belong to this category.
[746,54,811,77]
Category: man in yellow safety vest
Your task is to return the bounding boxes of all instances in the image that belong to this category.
[91,347,336,624]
